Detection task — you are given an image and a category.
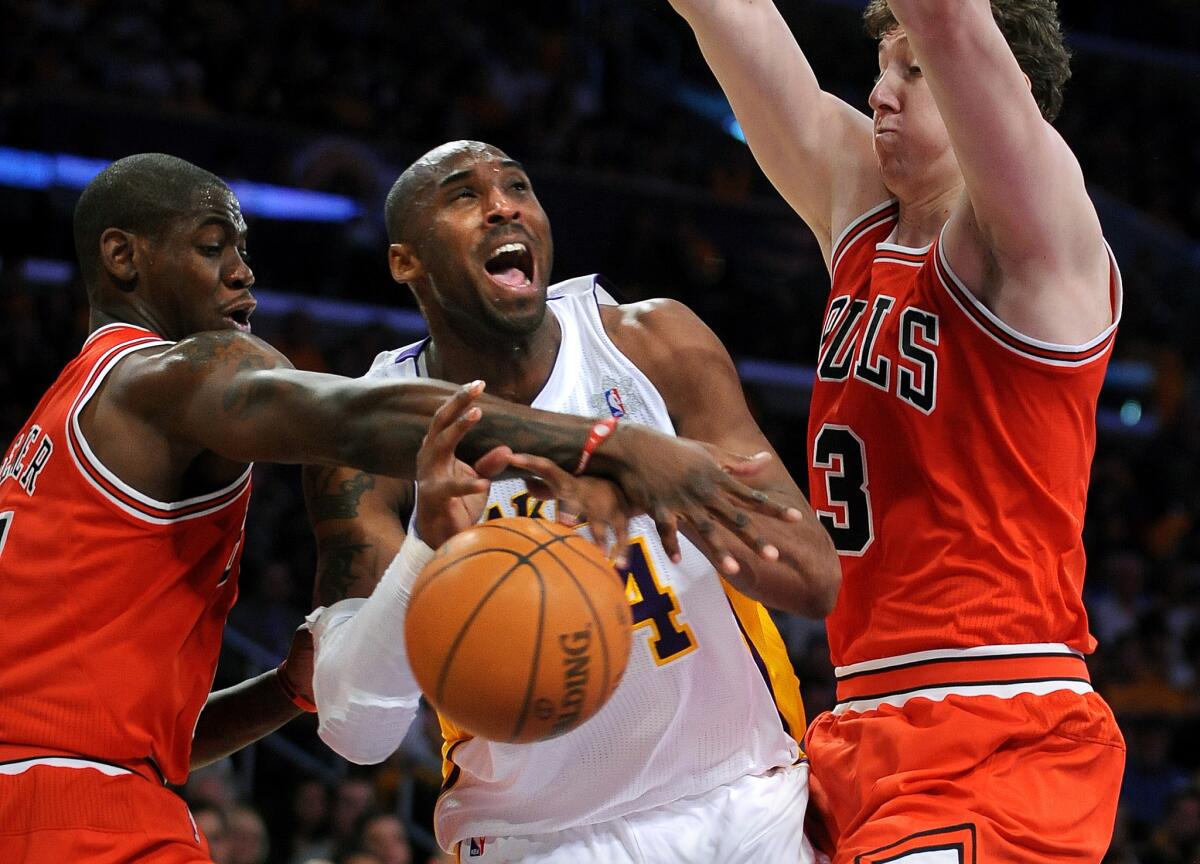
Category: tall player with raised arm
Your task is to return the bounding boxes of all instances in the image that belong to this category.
[669,0,1124,860]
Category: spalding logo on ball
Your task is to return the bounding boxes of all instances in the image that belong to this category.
[404,517,633,743]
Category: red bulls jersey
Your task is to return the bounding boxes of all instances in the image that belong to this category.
[808,202,1121,668]
[0,324,251,784]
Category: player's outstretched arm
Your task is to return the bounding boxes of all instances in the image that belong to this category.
[602,299,841,617]
[886,0,1112,343]
[669,0,884,260]
[112,329,803,566]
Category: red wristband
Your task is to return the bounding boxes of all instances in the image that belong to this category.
[276,661,317,713]
[574,416,619,475]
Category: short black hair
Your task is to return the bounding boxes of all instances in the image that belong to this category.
[384,141,506,246]
[73,153,229,286]
[383,162,433,246]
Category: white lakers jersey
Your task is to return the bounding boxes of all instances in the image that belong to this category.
[367,275,803,846]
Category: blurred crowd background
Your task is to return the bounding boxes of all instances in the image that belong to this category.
[1,1,1198,862]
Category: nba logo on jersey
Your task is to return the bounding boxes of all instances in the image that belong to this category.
[604,387,626,418]
[468,837,486,856]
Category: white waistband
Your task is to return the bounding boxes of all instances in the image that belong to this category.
[0,756,133,777]
[834,642,1084,678]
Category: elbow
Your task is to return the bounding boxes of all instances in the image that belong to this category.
[810,556,842,618]
[790,532,842,618]
[811,530,842,617]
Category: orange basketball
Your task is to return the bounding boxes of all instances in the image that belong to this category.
[404,517,632,744]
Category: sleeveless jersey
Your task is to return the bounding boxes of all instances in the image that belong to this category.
[808,201,1122,669]
[0,324,251,785]
[368,276,803,845]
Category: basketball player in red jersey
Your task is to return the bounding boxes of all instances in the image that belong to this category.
[0,153,806,864]
[669,0,1124,860]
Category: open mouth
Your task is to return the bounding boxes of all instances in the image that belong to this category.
[484,242,534,291]
[222,304,255,332]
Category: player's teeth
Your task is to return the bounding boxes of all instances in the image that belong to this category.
[492,243,526,257]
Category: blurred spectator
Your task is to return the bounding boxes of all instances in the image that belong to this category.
[359,813,411,864]
[192,800,232,864]
[288,779,335,864]
[227,805,271,864]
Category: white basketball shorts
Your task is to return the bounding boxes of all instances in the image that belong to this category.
[456,762,817,864]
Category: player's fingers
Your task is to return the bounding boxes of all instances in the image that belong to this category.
[718,475,803,523]
[523,476,555,500]
[684,511,741,576]
[472,445,513,479]
[427,380,485,439]
[718,449,772,477]
[424,475,490,500]
[706,498,782,563]
[609,509,630,569]
[651,507,682,564]
[508,453,574,497]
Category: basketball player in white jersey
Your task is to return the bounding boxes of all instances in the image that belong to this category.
[302,140,841,863]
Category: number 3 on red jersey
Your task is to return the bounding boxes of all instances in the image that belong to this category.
[813,425,875,556]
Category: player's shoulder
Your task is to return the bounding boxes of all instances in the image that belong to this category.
[602,297,710,346]
[108,330,291,405]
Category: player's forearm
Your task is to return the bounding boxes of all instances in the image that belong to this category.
[190,670,302,771]
[330,383,596,479]
[884,0,985,37]
[310,535,433,765]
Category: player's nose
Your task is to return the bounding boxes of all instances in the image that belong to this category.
[869,73,899,114]
[484,188,521,225]
[227,251,254,289]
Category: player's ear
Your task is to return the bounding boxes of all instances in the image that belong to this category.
[389,242,424,285]
[99,228,139,290]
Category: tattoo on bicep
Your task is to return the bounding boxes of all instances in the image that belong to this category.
[222,356,297,419]
[307,470,377,522]
[315,532,379,606]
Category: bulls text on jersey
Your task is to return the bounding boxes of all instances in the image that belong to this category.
[817,294,940,415]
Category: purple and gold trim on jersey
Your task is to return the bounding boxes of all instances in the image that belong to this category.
[721,583,807,750]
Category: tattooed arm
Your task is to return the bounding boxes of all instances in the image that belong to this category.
[103,329,802,570]
[303,465,412,606]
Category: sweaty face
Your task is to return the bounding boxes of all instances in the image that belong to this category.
[141,187,256,340]
[868,31,957,195]
[411,146,554,341]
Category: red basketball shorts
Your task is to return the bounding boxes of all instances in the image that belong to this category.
[0,758,212,863]
[805,651,1125,863]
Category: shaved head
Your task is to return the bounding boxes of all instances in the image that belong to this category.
[385,141,509,246]
[73,153,230,289]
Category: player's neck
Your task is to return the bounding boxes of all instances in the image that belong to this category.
[426,314,562,406]
[891,181,963,249]
[87,304,166,339]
